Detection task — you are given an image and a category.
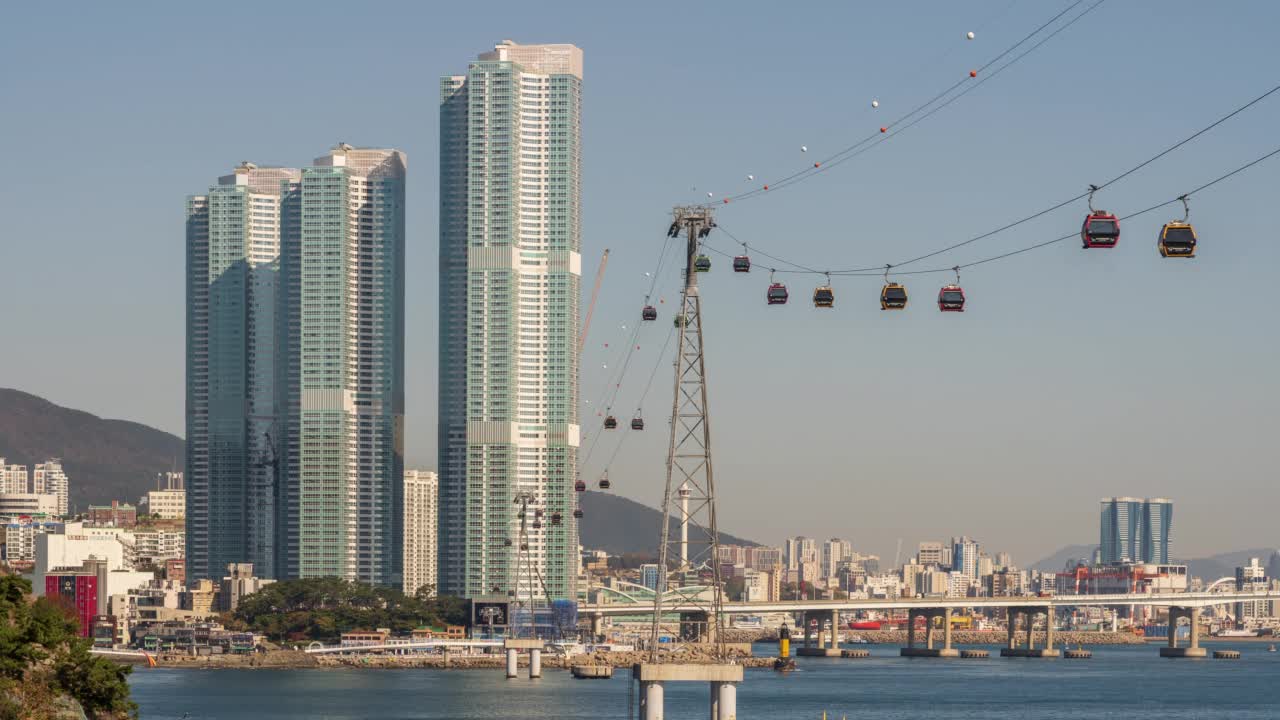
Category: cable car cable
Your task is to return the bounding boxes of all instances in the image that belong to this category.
[710,81,1280,277]
[704,0,1097,207]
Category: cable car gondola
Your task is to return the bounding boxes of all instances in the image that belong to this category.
[575,479,586,492]
[1081,185,1120,249]
[694,255,711,272]
[598,472,611,490]
[733,255,751,272]
[642,305,657,321]
[631,415,644,430]
[767,275,789,305]
[573,509,584,519]
[881,267,909,310]
[604,415,617,430]
[1158,195,1197,258]
[813,275,834,308]
[938,267,966,312]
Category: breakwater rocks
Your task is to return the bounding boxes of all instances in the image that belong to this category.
[153,650,320,668]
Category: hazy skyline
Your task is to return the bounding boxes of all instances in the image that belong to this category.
[2,1,1277,562]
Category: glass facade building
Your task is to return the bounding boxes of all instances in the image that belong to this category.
[438,41,583,600]
[1099,496,1172,565]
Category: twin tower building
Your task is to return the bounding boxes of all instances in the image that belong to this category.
[184,42,583,602]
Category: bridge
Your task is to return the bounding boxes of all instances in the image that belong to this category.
[579,589,1280,616]
[581,589,1279,660]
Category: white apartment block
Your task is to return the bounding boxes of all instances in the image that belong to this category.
[31,459,69,516]
[402,470,438,595]
[146,489,186,519]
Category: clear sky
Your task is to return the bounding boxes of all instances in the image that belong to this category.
[2,1,1277,565]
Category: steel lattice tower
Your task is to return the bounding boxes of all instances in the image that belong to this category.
[648,205,725,661]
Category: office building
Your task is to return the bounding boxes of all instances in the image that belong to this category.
[821,538,851,580]
[640,563,661,591]
[1100,497,1172,565]
[31,460,69,516]
[187,146,406,585]
[219,562,275,612]
[1,515,62,570]
[785,536,817,571]
[1235,558,1270,624]
[0,493,58,516]
[88,501,137,528]
[403,470,439,595]
[438,41,583,600]
[917,541,945,567]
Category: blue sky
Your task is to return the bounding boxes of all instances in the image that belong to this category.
[2,1,1277,563]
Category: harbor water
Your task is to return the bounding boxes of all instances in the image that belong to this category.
[129,644,1280,719]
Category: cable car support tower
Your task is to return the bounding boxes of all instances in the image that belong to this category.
[647,205,726,662]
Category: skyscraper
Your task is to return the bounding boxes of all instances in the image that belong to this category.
[186,162,299,581]
[438,41,583,601]
[187,146,405,585]
[403,470,439,595]
[1099,497,1172,565]
[951,536,980,580]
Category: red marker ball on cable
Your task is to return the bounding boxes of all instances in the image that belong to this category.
[880,127,887,133]
[970,70,977,78]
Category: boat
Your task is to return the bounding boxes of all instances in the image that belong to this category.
[1215,629,1258,638]
[846,635,870,645]
[772,656,796,672]
[1269,644,1276,653]
[732,616,764,630]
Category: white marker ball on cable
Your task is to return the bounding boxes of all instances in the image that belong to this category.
[747,174,755,181]
[871,100,879,108]
[801,145,808,152]
[967,31,975,40]
[707,191,713,198]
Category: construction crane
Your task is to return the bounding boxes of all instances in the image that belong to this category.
[578,249,609,352]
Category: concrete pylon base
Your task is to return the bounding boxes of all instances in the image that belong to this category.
[900,648,960,658]
[1160,647,1208,658]
[796,648,842,657]
[1000,648,1061,658]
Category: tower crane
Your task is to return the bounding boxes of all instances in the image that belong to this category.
[578,249,609,352]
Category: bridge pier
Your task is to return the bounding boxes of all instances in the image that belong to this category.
[797,608,841,656]
[634,664,742,720]
[504,638,544,679]
[529,648,541,678]
[901,608,958,657]
[590,612,604,642]
[1160,606,1206,658]
[1001,606,1060,658]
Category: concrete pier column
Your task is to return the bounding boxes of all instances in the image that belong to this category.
[802,612,813,649]
[709,683,718,720]
[1189,608,1201,650]
[1007,608,1017,649]
[1044,607,1054,651]
[830,610,840,650]
[925,613,935,650]
[1168,610,1179,649]
[641,681,664,720]
[907,610,917,649]
[505,648,518,679]
[715,682,737,720]
[529,648,541,679]
[943,608,953,652]
[1026,611,1035,650]
[591,613,604,641]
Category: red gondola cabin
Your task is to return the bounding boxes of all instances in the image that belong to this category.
[937,284,966,312]
[1081,211,1120,248]
[767,283,789,305]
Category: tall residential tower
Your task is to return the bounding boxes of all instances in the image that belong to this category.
[439,41,583,600]
[186,146,405,585]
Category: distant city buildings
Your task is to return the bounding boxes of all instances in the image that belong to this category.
[185,145,407,585]
[145,472,185,520]
[916,541,945,567]
[0,457,69,516]
[88,501,137,528]
[403,470,439,596]
[437,41,584,602]
[1099,497,1173,565]
[218,562,274,613]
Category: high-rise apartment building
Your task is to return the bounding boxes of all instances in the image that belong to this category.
[951,536,980,580]
[0,460,29,495]
[438,41,583,600]
[784,536,817,572]
[403,470,439,595]
[1099,497,1172,565]
[821,538,851,579]
[31,459,69,516]
[186,146,405,585]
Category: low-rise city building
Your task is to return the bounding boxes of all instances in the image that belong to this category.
[218,562,274,612]
[87,500,137,528]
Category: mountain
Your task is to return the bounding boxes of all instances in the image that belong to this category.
[0,389,759,554]
[0,388,183,510]
[579,490,758,555]
[1029,544,1096,572]
[1031,543,1280,581]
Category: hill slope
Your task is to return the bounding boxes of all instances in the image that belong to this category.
[0,388,183,510]
[579,490,757,555]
